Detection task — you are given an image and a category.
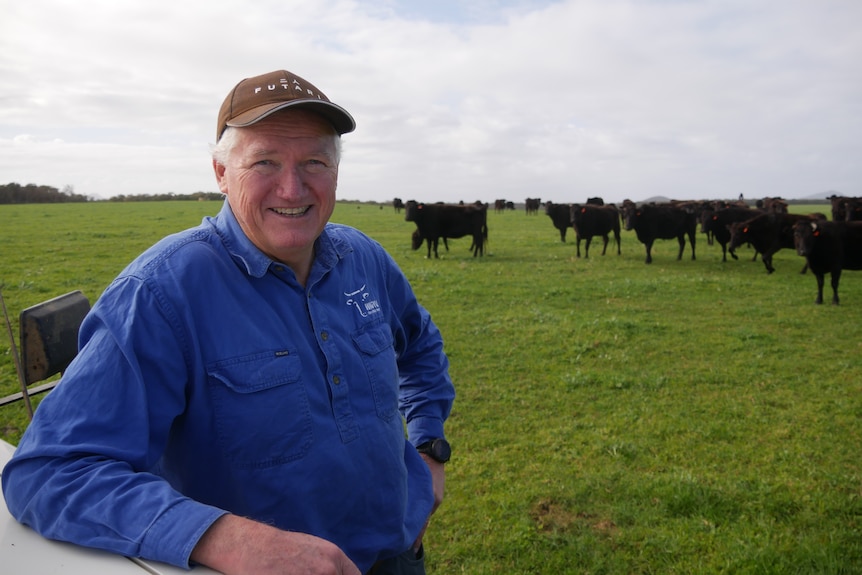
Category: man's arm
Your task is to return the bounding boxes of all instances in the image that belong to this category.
[412,455,446,552]
[191,514,361,575]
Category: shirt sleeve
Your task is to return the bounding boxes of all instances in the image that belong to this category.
[377,247,455,446]
[1,276,226,568]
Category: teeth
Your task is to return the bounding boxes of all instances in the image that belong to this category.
[272,206,309,216]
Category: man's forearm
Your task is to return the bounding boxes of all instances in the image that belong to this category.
[191,514,361,575]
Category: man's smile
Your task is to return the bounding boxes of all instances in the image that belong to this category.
[271,206,311,217]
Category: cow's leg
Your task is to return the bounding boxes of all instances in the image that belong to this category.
[830,270,842,305]
[644,240,654,264]
[760,249,778,274]
[814,272,825,304]
[689,233,696,260]
[600,234,609,256]
[576,235,582,258]
[676,236,685,260]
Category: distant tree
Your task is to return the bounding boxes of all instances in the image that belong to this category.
[0,182,88,204]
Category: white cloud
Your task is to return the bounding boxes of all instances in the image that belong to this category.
[1,0,860,203]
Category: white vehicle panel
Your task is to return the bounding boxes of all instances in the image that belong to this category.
[1,439,217,574]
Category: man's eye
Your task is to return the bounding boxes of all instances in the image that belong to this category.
[304,159,331,172]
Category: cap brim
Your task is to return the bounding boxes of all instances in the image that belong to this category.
[226,100,356,135]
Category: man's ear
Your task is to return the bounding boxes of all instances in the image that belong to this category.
[213,160,229,194]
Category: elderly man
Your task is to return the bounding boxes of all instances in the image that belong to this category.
[2,70,455,575]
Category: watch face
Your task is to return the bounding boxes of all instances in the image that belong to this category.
[431,438,451,463]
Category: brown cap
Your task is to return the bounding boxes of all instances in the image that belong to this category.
[216,70,356,140]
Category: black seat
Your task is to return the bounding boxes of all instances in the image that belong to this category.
[0,291,90,417]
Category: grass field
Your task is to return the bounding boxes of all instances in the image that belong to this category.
[1,200,861,573]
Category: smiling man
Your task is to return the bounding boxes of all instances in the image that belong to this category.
[2,70,455,575]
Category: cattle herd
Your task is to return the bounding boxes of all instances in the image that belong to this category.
[394,195,862,305]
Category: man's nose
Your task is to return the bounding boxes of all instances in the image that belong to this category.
[276,165,305,197]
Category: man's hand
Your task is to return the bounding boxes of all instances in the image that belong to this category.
[413,455,446,551]
[191,514,361,575]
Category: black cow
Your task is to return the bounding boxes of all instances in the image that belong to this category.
[622,203,697,264]
[569,204,621,258]
[728,212,821,274]
[586,197,604,206]
[393,197,404,213]
[405,201,488,258]
[844,198,862,222]
[793,220,862,304]
[494,199,507,213]
[544,201,572,242]
[827,195,862,222]
[756,197,788,214]
[525,198,542,215]
[700,206,754,262]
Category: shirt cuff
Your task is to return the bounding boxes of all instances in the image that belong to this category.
[139,498,227,568]
[406,415,446,447]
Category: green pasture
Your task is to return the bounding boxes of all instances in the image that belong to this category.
[1,201,861,573]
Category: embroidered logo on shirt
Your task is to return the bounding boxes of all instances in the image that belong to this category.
[344,284,381,317]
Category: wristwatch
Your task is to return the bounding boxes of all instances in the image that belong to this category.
[416,438,451,464]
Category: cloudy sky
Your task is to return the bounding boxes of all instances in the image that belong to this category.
[2,0,860,205]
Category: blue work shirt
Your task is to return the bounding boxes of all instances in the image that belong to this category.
[1,201,455,573]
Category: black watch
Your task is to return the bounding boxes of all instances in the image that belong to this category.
[416,438,451,464]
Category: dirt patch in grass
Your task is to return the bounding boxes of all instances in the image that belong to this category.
[530,497,616,536]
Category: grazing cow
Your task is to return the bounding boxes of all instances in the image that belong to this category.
[405,201,488,258]
[700,206,754,262]
[727,212,822,274]
[793,220,862,304]
[622,203,697,264]
[545,201,573,242]
[525,198,542,215]
[393,197,404,213]
[569,203,621,258]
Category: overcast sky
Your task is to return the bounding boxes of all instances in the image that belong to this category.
[2,0,860,205]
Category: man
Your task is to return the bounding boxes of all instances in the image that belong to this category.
[2,70,455,575]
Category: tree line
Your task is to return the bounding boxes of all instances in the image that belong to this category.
[0,183,88,204]
[0,183,223,204]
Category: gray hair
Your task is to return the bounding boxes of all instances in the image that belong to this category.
[211,126,342,166]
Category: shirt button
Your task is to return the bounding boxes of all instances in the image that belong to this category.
[321,331,329,341]
[332,376,341,385]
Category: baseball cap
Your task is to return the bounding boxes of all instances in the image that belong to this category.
[216,70,356,140]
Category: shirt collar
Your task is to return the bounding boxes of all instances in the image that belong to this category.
[212,200,353,279]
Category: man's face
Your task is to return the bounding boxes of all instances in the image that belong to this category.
[214,109,339,272]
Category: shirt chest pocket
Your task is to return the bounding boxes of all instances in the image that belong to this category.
[352,324,398,422]
[207,351,312,469]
